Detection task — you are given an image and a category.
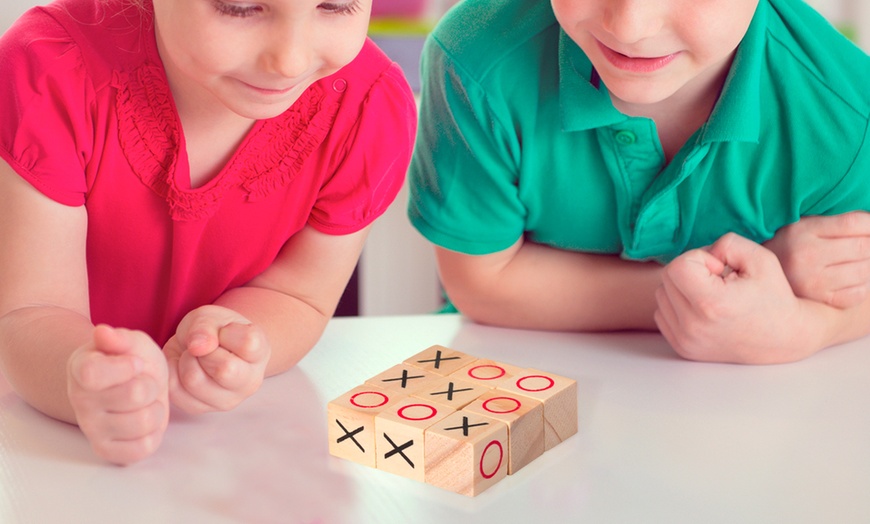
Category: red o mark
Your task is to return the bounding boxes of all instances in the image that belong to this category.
[479,440,504,479]
[397,403,438,421]
[516,375,555,392]
[350,391,389,409]
[482,396,521,414]
[467,364,506,381]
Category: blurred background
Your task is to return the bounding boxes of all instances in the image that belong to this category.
[1,0,868,317]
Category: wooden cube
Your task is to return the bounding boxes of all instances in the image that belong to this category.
[365,363,442,395]
[425,410,509,497]
[449,359,524,388]
[328,346,579,497]
[464,391,544,474]
[327,385,398,467]
[374,397,455,481]
[404,345,478,376]
[413,376,490,411]
[496,369,578,451]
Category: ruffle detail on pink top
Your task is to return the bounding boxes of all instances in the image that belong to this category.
[231,85,341,203]
[113,63,342,221]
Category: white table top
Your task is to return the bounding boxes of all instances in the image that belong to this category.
[1,313,869,523]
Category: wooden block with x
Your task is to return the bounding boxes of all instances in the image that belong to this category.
[374,396,455,482]
[327,384,398,468]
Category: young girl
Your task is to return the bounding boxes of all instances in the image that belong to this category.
[0,0,416,465]
[408,0,870,364]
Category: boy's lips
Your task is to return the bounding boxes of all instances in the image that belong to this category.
[596,40,679,73]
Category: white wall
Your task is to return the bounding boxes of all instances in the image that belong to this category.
[1,0,43,33]
[359,183,443,316]
[807,0,870,49]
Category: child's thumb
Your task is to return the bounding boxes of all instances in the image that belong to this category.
[91,324,132,355]
[708,232,776,276]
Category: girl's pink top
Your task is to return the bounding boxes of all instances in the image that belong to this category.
[0,0,417,344]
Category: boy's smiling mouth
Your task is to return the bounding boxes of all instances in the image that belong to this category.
[596,40,680,73]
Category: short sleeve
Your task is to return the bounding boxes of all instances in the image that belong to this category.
[0,8,93,206]
[407,35,526,256]
[308,63,417,235]
[805,118,870,215]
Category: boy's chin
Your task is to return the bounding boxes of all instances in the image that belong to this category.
[603,80,683,110]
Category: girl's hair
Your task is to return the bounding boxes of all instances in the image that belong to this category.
[102,0,144,6]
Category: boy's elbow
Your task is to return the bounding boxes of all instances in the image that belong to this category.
[434,243,524,327]
[440,276,518,328]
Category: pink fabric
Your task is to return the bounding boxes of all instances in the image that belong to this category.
[372,0,427,18]
[0,0,416,344]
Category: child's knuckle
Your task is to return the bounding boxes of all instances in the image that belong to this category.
[214,360,242,385]
[854,236,870,257]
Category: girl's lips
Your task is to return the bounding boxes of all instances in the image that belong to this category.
[247,85,294,95]
[597,40,679,73]
[239,80,297,96]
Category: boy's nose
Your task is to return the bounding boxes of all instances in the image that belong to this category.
[602,0,664,44]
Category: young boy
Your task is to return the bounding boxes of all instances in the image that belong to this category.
[408,0,870,364]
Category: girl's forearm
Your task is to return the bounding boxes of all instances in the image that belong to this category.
[0,306,93,423]
[214,285,331,376]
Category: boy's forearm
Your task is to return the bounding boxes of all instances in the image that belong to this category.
[795,296,870,355]
[0,307,92,423]
[214,285,331,376]
[440,241,663,332]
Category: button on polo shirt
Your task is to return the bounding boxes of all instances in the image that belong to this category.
[409,0,870,263]
[614,130,636,145]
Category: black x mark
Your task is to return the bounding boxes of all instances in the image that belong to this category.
[383,433,414,468]
[417,349,461,370]
[382,369,425,389]
[430,381,473,401]
[335,420,365,452]
[444,416,488,437]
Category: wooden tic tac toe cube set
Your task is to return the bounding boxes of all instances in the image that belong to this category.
[327,345,578,497]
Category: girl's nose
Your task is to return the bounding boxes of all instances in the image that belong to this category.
[260,29,313,78]
[602,0,664,45]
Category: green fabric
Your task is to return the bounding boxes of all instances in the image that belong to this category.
[408,0,870,264]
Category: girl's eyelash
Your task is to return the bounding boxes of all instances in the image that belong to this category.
[211,1,362,18]
[212,1,261,18]
[319,1,362,16]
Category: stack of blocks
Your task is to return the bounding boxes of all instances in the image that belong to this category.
[327,345,578,497]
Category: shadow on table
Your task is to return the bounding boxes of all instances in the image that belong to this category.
[447,320,678,367]
[0,366,357,524]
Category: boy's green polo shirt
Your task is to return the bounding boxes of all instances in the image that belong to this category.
[408,0,870,263]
